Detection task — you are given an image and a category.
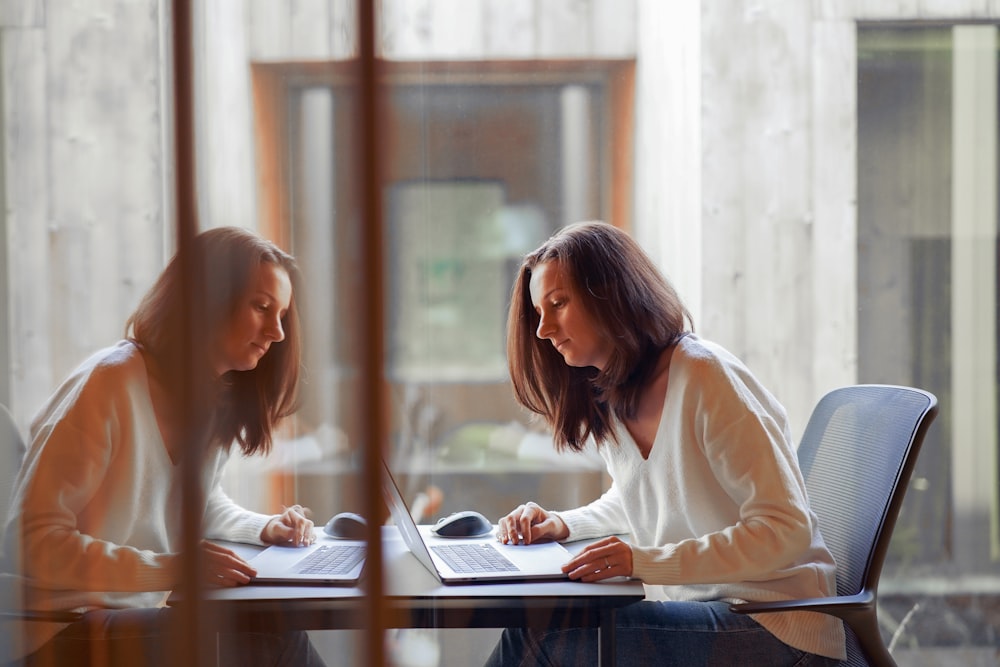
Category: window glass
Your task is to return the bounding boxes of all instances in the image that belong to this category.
[858,24,1000,647]
[268,62,628,519]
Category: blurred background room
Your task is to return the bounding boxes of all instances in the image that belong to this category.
[1,1,998,665]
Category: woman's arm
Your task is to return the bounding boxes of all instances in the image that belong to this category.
[16,411,179,593]
[496,479,630,545]
[201,450,314,547]
[631,357,815,585]
[551,481,630,541]
[202,449,274,545]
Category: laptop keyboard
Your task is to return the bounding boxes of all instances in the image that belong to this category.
[296,544,366,575]
[432,543,519,573]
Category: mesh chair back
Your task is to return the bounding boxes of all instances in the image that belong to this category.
[0,404,26,557]
[796,385,936,599]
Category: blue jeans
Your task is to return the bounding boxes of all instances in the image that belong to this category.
[484,600,841,667]
[23,607,326,667]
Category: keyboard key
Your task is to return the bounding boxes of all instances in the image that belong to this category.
[297,544,365,575]
[432,543,518,573]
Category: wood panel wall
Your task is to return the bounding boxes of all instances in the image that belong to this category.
[1,0,996,464]
[638,0,1000,433]
[0,0,637,428]
[2,0,999,604]
[1,0,167,425]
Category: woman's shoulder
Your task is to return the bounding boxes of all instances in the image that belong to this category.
[671,335,788,421]
[670,335,763,395]
[30,341,147,432]
[672,334,737,375]
[75,340,145,383]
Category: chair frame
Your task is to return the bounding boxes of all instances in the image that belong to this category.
[730,384,938,667]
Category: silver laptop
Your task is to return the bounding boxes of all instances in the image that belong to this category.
[381,459,571,584]
[249,534,365,585]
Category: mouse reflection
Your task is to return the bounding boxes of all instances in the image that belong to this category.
[430,510,493,538]
[324,512,367,540]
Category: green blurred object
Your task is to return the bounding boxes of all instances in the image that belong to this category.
[435,422,500,464]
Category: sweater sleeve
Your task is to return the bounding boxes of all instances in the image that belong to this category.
[631,356,815,586]
[14,393,179,593]
[201,449,273,545]
[553,480,630,541]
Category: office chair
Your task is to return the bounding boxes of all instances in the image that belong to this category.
[730,384,938,667]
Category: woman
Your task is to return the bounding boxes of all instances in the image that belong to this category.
[2,227,325,666]
[488,222,845,666]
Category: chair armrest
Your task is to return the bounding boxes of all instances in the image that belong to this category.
[0,609,84,622]
[0,572,84,623]
[730,591,875,619]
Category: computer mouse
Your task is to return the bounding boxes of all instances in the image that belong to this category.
[324,512,367,540]
[430,510,493,538]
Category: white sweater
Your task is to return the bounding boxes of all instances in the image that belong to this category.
[1,340,273,658]
[555,335,846,660]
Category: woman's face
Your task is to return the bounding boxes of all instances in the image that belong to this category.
[529,259,612,370]
[213,261,292,376]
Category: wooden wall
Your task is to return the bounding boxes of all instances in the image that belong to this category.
[1,0,168,426]
[0,0,636,428]
[2,0,999,601]
[636,0,1000,434]
[667,0,1000,576]
[1,0,997,456]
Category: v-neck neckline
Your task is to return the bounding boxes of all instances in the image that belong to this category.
[620,344,678,461]
[137,346,183,467]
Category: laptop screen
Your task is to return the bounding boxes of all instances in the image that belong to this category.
[380,458,441,576]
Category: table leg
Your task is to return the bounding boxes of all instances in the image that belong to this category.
[598,607,616,666]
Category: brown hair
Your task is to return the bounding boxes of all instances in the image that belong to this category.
[506,221,692,451]
[125,226,303,456]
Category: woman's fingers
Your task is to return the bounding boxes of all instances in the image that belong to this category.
[495,503,570,545]
[495,504,524,544]
[496,502,550,544]
[200,541,257,587]
[280,504,316,545]
[515,502,545,544]
[561,536,633,581]
[262,504,316,546]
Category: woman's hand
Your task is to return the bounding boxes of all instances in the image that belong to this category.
[561,536,633,582]
[199,540,257,587]
[261,504,315,547]
[496,501,569,545]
